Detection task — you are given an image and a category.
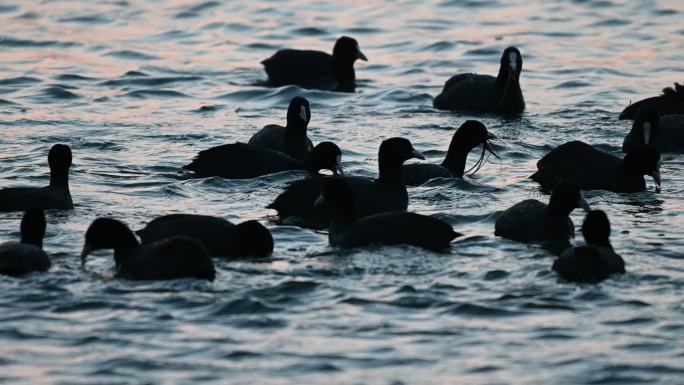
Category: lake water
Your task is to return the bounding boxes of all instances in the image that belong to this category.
[1,1,683,384]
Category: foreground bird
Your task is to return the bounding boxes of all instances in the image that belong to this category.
[433,47,525,114]
[495,179,590,254]
[248,96,313,159]
[268,137,424,229]
[82,218,215,281]
[0,144,73,211]
[402,120,498,186]
[622,106,684,153]
[553,210,625,283]
[182,141,343,179]
[262,36,367,92]
[317,178,460,251]
[531,141,661,193]
[0,210,51,277]
[619,82,684,120]
[137,215,273,258]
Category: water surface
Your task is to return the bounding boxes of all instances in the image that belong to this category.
[1,1,683,384]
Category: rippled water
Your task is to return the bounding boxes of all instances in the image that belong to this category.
[1,1,684,383]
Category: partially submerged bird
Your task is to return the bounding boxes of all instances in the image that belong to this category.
[553,210,625,283]
[82,218,215,281]
[182,141,343,179]
[137,214,273,258]
[262,36,367,92]
[268,137,424,229]
[495,179,590,254]
[622,106,684,153]
[248,96,313,160]
[0,144,73,212]
[619,82,684,120]
[402,120,498,186]
[317,178,460,252]
[0,210,51,277]
[531,141,661,193]
[433,47,525,114]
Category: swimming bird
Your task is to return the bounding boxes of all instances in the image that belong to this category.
[531,141,661,193]
[0,210,51,277]
[622,106,684,153]
[268,137,424,229]
[619,82,684,120]
[495,179,590,254]
[182,141,343,179]
[433,47,525,114]
[0,144,73,212]
[248,96,313,160]
[81,218,215,281]
[137,215,273,258]
[402,120,498,186]
[317,178,460,252]
[262,36,367,92]
[553,210,625,283]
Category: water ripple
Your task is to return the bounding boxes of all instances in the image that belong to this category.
[1,0,683,384]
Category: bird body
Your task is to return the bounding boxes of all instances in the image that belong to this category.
[183,141,342,179]
[433,47,525,114]
[0,210,51,277]
[623,106,684,153]
[531,141,661,193]
[268,138,424,228]
[262,36,367,92]
[495,179,590,254]
[82,218,215,281]
[320,178,459,252]
[553,210,625,283]
[0,144,73,212]
[402,120,498,186]
[248,96,314,159]
[137,214,273,258]
[619,83,684,120]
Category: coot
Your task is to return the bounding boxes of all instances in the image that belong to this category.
[553,210,625,283]
[402,120,498,186]
[619,83,684,120]
[0,144,73,212]
[262,36,367,92]
[433,47,525,114]
[137,214,273,258]
[495,179,590,254]
[182,141,342,179]
[268,138,424,229]
[623,106,684,153]
[248,96,313,159]
[0,210,51,277]
[531,141,661,193]
[82,218,215,281]
[318,178,460,252]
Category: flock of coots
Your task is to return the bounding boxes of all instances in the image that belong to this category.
[1,36,682,284]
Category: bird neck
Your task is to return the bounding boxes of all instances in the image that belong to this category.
[21,234,42,248]
[495,70,520,109]
[588,238,613,250]
[332,59,355,85]
[112,235,140,267]
[378,159,405,186]
[49,169,69,188]
[285,120,308,139]
[300,155,319,174]
[542,208,572,240]
[546,199,573,218]
[329,203,357,241]
[441,139,472,177]
[615,162,645,192]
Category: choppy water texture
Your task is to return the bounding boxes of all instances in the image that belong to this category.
[1,1,684,384]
